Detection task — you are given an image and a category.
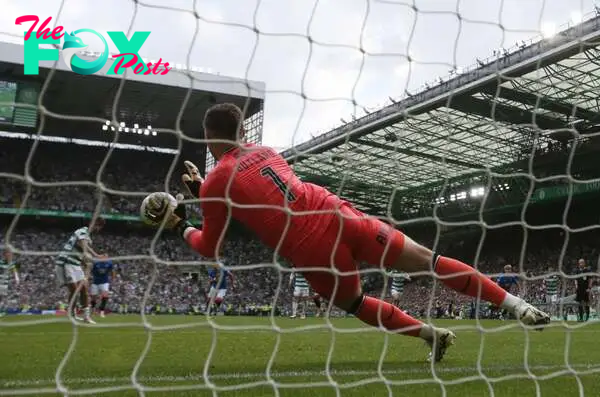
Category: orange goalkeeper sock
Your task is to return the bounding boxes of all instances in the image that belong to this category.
[434,255,509,307]
[355,296,424,337]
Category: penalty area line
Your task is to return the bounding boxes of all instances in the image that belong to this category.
[1,364,599,388]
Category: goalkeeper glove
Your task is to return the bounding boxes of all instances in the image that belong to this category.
[171,195,193,237]
[181,160,204,198]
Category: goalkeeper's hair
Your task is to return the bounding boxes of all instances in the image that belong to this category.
[203,103,244,141]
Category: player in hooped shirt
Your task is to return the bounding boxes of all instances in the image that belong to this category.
[90,258,115,318]
[206,264,234,315]
[289,271,310,319]
[388,269,410,308]
[55,219,106,324]
[145,103,550,362]
[0,248,20,316]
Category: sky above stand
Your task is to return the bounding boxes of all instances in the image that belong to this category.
[0,0,597,150]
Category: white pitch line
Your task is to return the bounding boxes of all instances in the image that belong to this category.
[1,364,599,389]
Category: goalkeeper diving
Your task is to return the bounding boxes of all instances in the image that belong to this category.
[142,103,550,362]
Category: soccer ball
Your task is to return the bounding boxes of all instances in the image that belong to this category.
[140,192,178,226]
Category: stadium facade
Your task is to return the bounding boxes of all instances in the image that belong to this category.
[0,40,265,173]
[0,40,265,228]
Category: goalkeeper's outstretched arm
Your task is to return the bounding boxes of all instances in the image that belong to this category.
[182,209,227,258]
[178,167,228,259]
[141,191,226,259]
[162,159,227,259]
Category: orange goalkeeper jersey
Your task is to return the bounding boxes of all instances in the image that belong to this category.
[187,144,347,258]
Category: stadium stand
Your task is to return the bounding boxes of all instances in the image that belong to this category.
[2,211,600,318]
[2,14,600,320]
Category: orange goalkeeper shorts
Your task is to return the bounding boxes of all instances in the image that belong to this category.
[289,202,405,303]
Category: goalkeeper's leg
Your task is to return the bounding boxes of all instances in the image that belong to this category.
[330,203,548,329]
[390,236,550,328]
[302,268,454,362]
[292,207,457,361]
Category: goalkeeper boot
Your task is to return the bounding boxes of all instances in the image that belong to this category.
[426,327,456,362]
[515,302,550,330]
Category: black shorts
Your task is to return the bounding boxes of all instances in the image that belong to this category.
[576,289,590,303]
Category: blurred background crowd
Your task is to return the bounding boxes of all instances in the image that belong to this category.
[2,223,599,318]
[1,142,599,319]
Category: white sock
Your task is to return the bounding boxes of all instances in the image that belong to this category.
[84,306,91,317]
[301,301,307,316]
[418,324,434,340]
[500,293,523,311]
[292,301,298,315]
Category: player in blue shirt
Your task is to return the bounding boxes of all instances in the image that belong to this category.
[497,265,520,293]
[206,263,234,315]
[495,265,520,319]
[90,259,116,318]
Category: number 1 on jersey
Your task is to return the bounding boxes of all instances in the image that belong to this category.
[260,166,296,202]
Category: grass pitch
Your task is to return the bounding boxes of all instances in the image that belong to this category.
[1,315,599,396]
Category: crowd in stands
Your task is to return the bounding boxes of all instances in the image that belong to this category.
[1,222,598,318]
[3,228,288,315]
[0,142,183,216]
[1,141,600,318]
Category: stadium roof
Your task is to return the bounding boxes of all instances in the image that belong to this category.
[282,14,600,216]
[0,41,265,150]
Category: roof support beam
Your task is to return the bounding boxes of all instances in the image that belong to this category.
[353,138,484,170]
[448,96,568,136]
[482,86,600,124]
[282,17,600,162]
[297,170,392,194]
[346,146,428,183]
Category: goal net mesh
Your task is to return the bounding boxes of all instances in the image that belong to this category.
[1,0,600,396]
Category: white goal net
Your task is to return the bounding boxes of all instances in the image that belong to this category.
[1,0,600,396]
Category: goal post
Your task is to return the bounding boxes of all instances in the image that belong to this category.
[2,1,600,397]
